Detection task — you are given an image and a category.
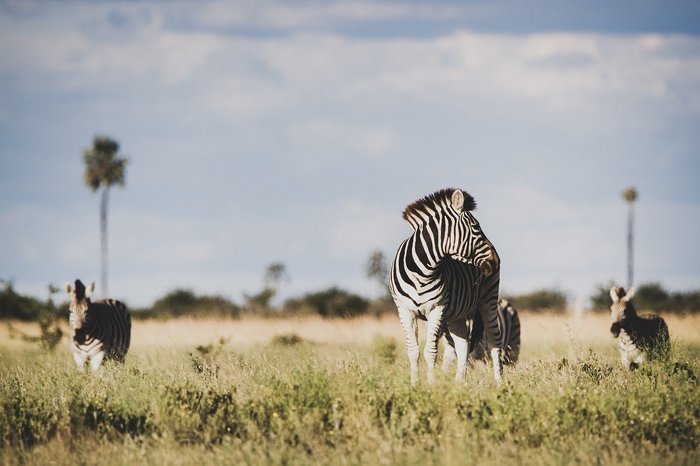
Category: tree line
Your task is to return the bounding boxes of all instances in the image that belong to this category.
[2,274,699,326]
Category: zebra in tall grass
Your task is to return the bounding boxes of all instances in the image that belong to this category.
[390,188,503,385]
[66,279,131,373]
[442,298,520,367]
[609,286,670,369]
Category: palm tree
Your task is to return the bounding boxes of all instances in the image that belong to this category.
[83,136,128,298]
[622,187,638,290]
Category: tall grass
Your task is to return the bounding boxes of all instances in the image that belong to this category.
[1,314,699,465]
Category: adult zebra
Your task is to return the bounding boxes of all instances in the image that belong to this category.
[390,188,503,385]
[610,286,670,369]
[66,279,131,373]
[442,298,521,367]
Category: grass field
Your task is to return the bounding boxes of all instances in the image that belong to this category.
[1,312,699,465]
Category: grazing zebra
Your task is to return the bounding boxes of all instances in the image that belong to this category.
[443,298,520,367]
[609,286,670,369]
[66,279,131,373]
[390,188,503,385]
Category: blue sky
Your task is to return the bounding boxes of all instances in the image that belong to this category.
[1,1,699,308]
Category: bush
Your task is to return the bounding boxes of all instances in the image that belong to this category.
[590,282,700,313]
[139,288,240,319]
[284,287,369,318]
[503,288,568,313]
[0,281,45,321]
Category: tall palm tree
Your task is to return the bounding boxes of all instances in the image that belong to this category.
[622,187,638,290]
[83,136,128,298]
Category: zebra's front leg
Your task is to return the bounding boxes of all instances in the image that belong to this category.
[447,319,470,383]
[424,307,445,385]
[398,308,420,386]
[72,350,86,372]
[90,351,105,374]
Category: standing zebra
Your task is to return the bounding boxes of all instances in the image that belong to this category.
[390,188,503,385]
[66,279,131,373]
[443,298,521,367]
[609,286,670,369]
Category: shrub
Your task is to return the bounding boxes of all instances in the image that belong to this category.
[0,281,45,321]
[590,282,700,313]
[70,395,154,438]
[142,288,240,319]
[284,287,369,318]
[271,333,305,346]
[503,288,568,313]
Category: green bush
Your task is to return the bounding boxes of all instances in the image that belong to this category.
[503,288,568,313]
[284,287,369,318]
[590,282,700,313]
[138,288,241,319]
[0,281,45,321]
[70,394,154,438]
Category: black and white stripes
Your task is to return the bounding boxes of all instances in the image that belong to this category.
[609,286,669,369]
[66,279,131,373]
[390,188,503,384]
[465,299,521,365]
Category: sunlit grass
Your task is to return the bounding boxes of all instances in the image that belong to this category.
[1,313,699,465]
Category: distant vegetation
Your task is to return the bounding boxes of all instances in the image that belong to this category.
[590,282,700,313]
[2,278,700,324]
[283,287,370,318]
[135,289,241,319]
[503,288,569,313]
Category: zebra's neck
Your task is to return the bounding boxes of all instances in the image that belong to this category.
[413,223,448,271]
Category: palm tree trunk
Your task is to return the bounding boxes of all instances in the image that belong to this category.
[626,201,634,290]
[100,188,109,298]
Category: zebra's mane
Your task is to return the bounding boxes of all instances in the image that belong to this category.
[402,188,476,227]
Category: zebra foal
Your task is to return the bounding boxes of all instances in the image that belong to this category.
[390,188,503,385]
[66,279,131,373]
[609,286,670,369]
[443,298,521,367]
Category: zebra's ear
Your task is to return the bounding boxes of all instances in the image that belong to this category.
[86,282,95,298]
[623,287,635,302]
[66,283,73,296]
[610,287,621,303]
[451,189,465,212]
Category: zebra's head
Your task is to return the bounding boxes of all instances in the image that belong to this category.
[444,189,500,277]
[609,286,635,323]
[66,279,94,330]
[403,188,499,276]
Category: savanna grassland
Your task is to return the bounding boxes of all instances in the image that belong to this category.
[1,312,699,465]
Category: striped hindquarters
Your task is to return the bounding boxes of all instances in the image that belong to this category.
[470,299,520,364]
[74,299,131,361]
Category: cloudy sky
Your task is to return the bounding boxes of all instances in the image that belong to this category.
[1,0,699,309]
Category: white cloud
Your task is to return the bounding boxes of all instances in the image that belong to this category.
[1,2,699,308]
[320,201,405,259]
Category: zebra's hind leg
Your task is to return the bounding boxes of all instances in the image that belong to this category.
[490,347,503,383]
[424,307,445,385]
[479,303,504,383]
[398,308,420,386]
[441,330,456,371]
[447,319,470,383]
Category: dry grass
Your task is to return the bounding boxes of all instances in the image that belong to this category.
[2,311,699,466]
[3,311,700,356]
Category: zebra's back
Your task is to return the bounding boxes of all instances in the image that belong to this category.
[632,314,669,355]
